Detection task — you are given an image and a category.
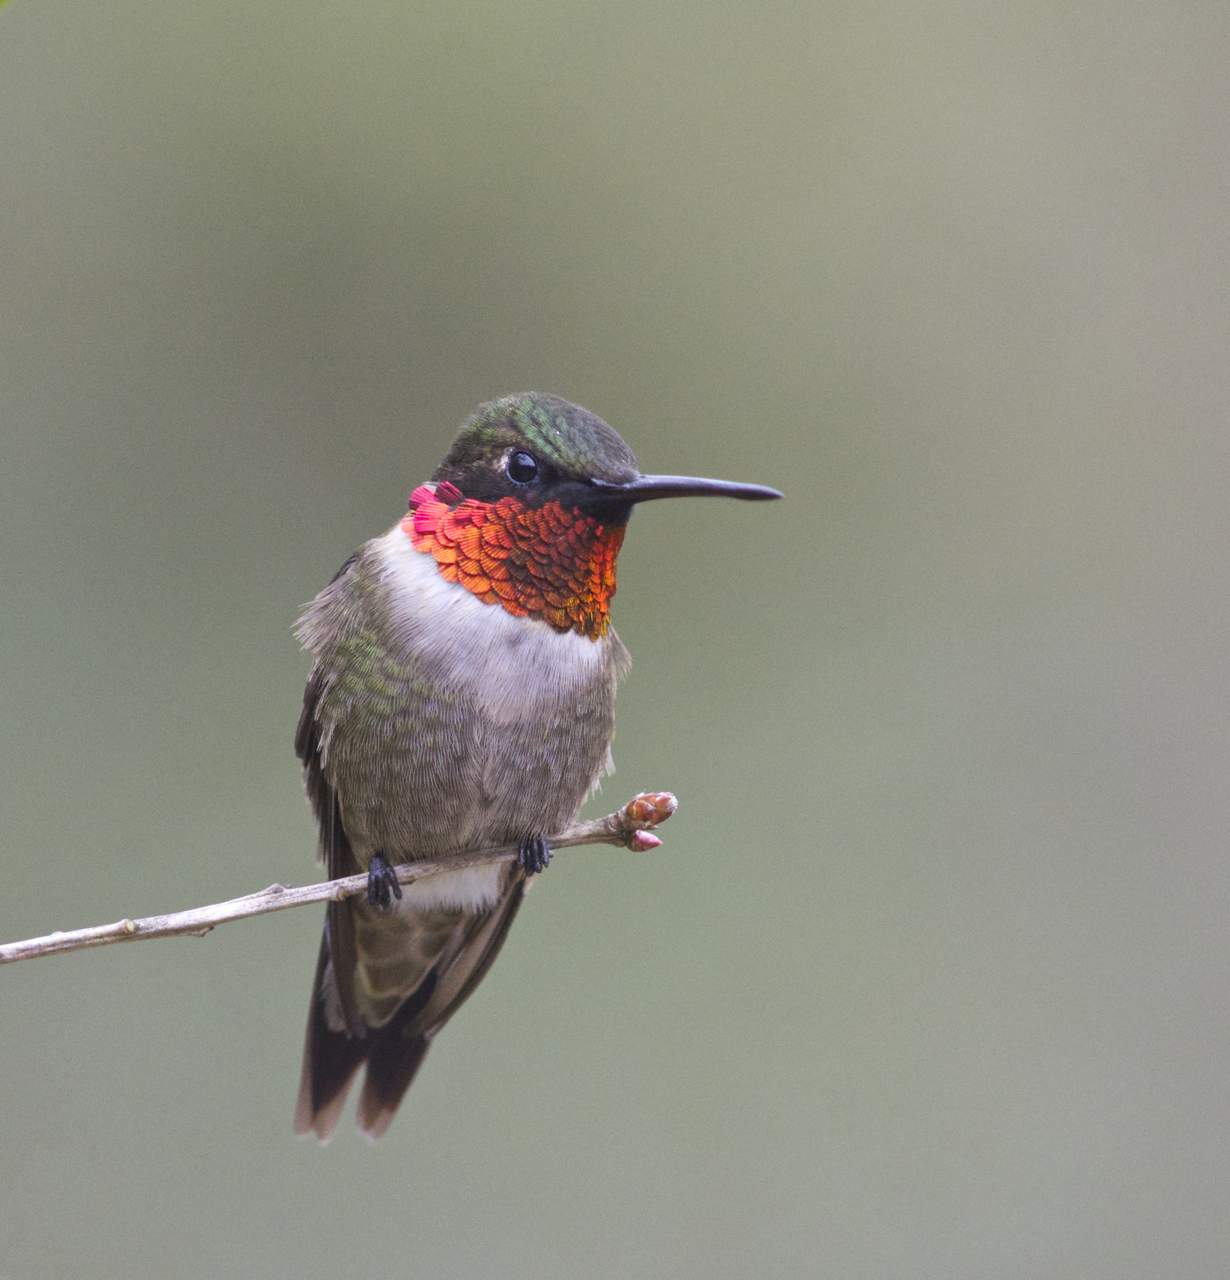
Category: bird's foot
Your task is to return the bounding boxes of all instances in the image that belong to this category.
[366,852,403,911]
[518,834,552,876]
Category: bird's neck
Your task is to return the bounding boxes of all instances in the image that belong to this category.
[400,481,624,639]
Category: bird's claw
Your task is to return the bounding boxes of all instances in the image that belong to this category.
[366,852,403,910]
[518,835,551,876]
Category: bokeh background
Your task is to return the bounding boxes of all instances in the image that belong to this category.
[3,2,1228,1276]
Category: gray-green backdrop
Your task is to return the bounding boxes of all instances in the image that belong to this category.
[3,2,1228,1277]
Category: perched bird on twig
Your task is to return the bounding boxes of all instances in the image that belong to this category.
[293,392,781,1140]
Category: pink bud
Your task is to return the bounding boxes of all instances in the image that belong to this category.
[630,831,663,852]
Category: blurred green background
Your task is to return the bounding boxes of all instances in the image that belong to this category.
[2,2,1228,1276]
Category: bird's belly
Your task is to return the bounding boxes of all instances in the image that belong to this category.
[343,703,612,913]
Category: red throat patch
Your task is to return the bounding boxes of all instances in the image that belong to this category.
[401,481,624,639]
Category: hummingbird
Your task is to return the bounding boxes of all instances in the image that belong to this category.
[292,392,781,1140]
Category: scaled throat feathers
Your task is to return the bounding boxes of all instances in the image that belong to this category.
[400,481,625,640]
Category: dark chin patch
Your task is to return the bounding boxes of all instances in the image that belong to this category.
[586,498,634,526]
[548,481,634,525]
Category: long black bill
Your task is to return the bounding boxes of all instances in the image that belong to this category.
[591,474,783,504]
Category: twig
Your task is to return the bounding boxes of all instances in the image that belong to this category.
[0,791,678,966]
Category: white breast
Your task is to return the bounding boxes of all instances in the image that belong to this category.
[373,524,609,723]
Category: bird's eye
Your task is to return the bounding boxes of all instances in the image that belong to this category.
[506,450,539,484]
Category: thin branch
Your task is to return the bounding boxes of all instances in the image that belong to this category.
[0,791,678,966]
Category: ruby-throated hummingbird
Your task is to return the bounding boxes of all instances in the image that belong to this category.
[293,393,781,1139]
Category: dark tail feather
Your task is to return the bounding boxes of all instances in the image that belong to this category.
[355,969,439,1139]
[293,932,368,1142]
[357,1029,433,1140]
[294,927,438,1142]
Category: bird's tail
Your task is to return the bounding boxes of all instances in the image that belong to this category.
[292,927,433,1142]
[294,879,526,1140]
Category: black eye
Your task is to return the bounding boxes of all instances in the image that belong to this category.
[506,450,538,484]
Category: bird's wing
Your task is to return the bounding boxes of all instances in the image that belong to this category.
[295,662,363,1035]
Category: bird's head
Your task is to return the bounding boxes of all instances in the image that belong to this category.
[402,393,781,638]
